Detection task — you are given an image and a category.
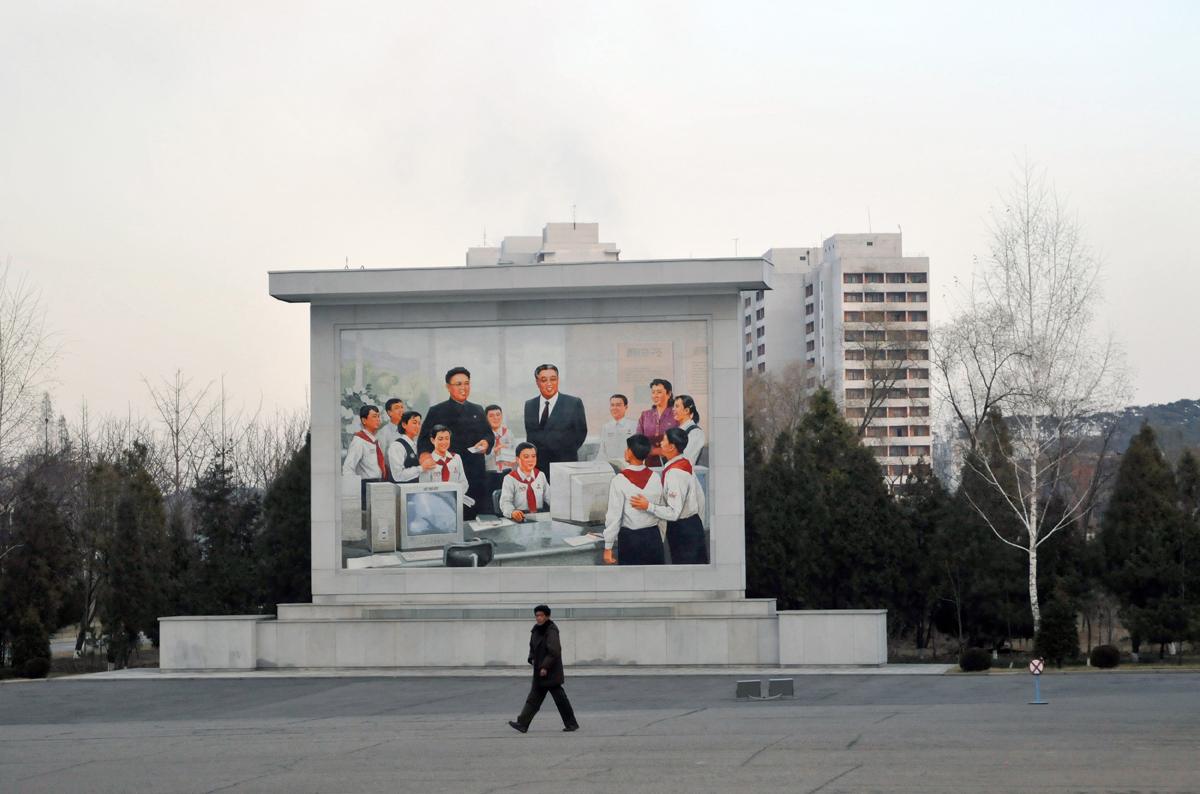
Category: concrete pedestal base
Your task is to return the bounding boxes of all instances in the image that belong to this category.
[160,603,886,670]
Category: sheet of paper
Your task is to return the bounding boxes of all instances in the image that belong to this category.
[562,533,602,548]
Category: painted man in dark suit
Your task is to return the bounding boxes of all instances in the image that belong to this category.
[419,366,491,518]
[523,363,587,480]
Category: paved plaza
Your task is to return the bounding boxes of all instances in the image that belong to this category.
[2,670,1198,793]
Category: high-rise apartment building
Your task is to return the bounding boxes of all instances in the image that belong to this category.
[748,233,931,480]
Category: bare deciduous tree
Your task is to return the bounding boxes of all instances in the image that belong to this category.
[935,159,1130,632]
[0,265,59,485]
[743,361,811,453]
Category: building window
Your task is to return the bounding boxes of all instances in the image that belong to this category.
[909,388,930,398]
[909,445,931,457]
[805,304,814,316]
[744,296,751,307]
[756,326,765,338]
[911,425,931,436]
[908,348,928,360]
[844,407,866,418]
[757,343,765,356]
[845,368,865,380]
[866,426,887,438]
[844,330,864,342]
[745,333,751,345]
[909,330,928,341]
[889,426,909,437]
[886,273,906,283]
[864,311,883,323]
[805,321,815,334]
[844,292,863,303]
[744,315,751,327]
[864,293,884,303]
[756,308,765,320]
[907,273,927,283]
[805,284,815,296]
[865,273,884,284]
[806,340,815,352]
[887,311,906,322]
[843,273,863,284]
[844,310,863,322]
[911,406,930,417]
[865,329,886,341]
[908,292,927,303]
[887,292,906,302]
[889,445,909,457]
[845,388,866,400]
[866,241,874,246]
[908,368,929,379]
[908,311,928,322]
[745,351,752,362]
[844,349,864,361]
[758,362,766,374]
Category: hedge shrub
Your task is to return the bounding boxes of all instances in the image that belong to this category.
[1089,644,1120,669]
[21,657,50,679]
[959,647,992,672]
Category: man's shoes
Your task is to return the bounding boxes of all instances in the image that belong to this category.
[508,721,528,734]
[563,725,580,732]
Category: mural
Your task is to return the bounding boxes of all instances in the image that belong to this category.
[337,320,711,570]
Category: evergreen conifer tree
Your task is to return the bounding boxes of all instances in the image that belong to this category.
[193,459,262,614]
[257,436,312,610]
[1101,424,1184,655]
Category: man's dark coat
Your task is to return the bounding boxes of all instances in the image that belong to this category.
[528,619,565,688]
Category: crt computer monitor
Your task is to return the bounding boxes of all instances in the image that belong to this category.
[398,482,464,550]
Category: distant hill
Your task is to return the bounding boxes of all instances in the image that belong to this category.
[1084,398,1200,461]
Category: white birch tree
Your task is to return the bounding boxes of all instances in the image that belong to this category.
[935,160,1129,632]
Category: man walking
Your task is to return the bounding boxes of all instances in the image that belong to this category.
[509,605,579,733]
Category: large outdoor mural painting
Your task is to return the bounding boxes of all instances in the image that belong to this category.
[337,320,711,570]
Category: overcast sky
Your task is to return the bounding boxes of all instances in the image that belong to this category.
[2,1,1197,423]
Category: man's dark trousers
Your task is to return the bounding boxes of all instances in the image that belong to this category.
[516,680,577,729]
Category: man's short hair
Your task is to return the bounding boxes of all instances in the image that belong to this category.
[384,398,405,413]
[610,393,628,406]
[650,378,673,395]
[359,404,379,420]
[428,423,451,440]
[400,410,422,426]
[534,604,551,617]
[664,427,689,451]
[626,433,652,462]
[485,404,503,414]
[445,366,471,384]
[515,441,536,458]
[674,394,699,423]
[534,364,559,379]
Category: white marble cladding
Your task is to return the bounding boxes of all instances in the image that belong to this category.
[777,610,888,666]
[306,285,756,604]
[160,607,888,670]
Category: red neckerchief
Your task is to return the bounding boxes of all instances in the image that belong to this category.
[355,431,387,479]
[509,467,541,511]
[434,453,455,482]
[661,456,693,485]
[620,466,654,489]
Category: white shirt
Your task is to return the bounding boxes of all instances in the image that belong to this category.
[485,425,517,471]
[648,456,705,523]
[342,429,383,479]
[499,468,549,518]
[419,452,467,489]
[377,421,402,453]
[537,392,560,422]
[679,420,706,466]
[386,435,423,483]
[594,417,638,462]
[602,465,664,550]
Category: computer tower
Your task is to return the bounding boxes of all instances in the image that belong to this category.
[366,482,399,553]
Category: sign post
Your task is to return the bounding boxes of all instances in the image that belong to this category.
[1028,658,1048,705]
